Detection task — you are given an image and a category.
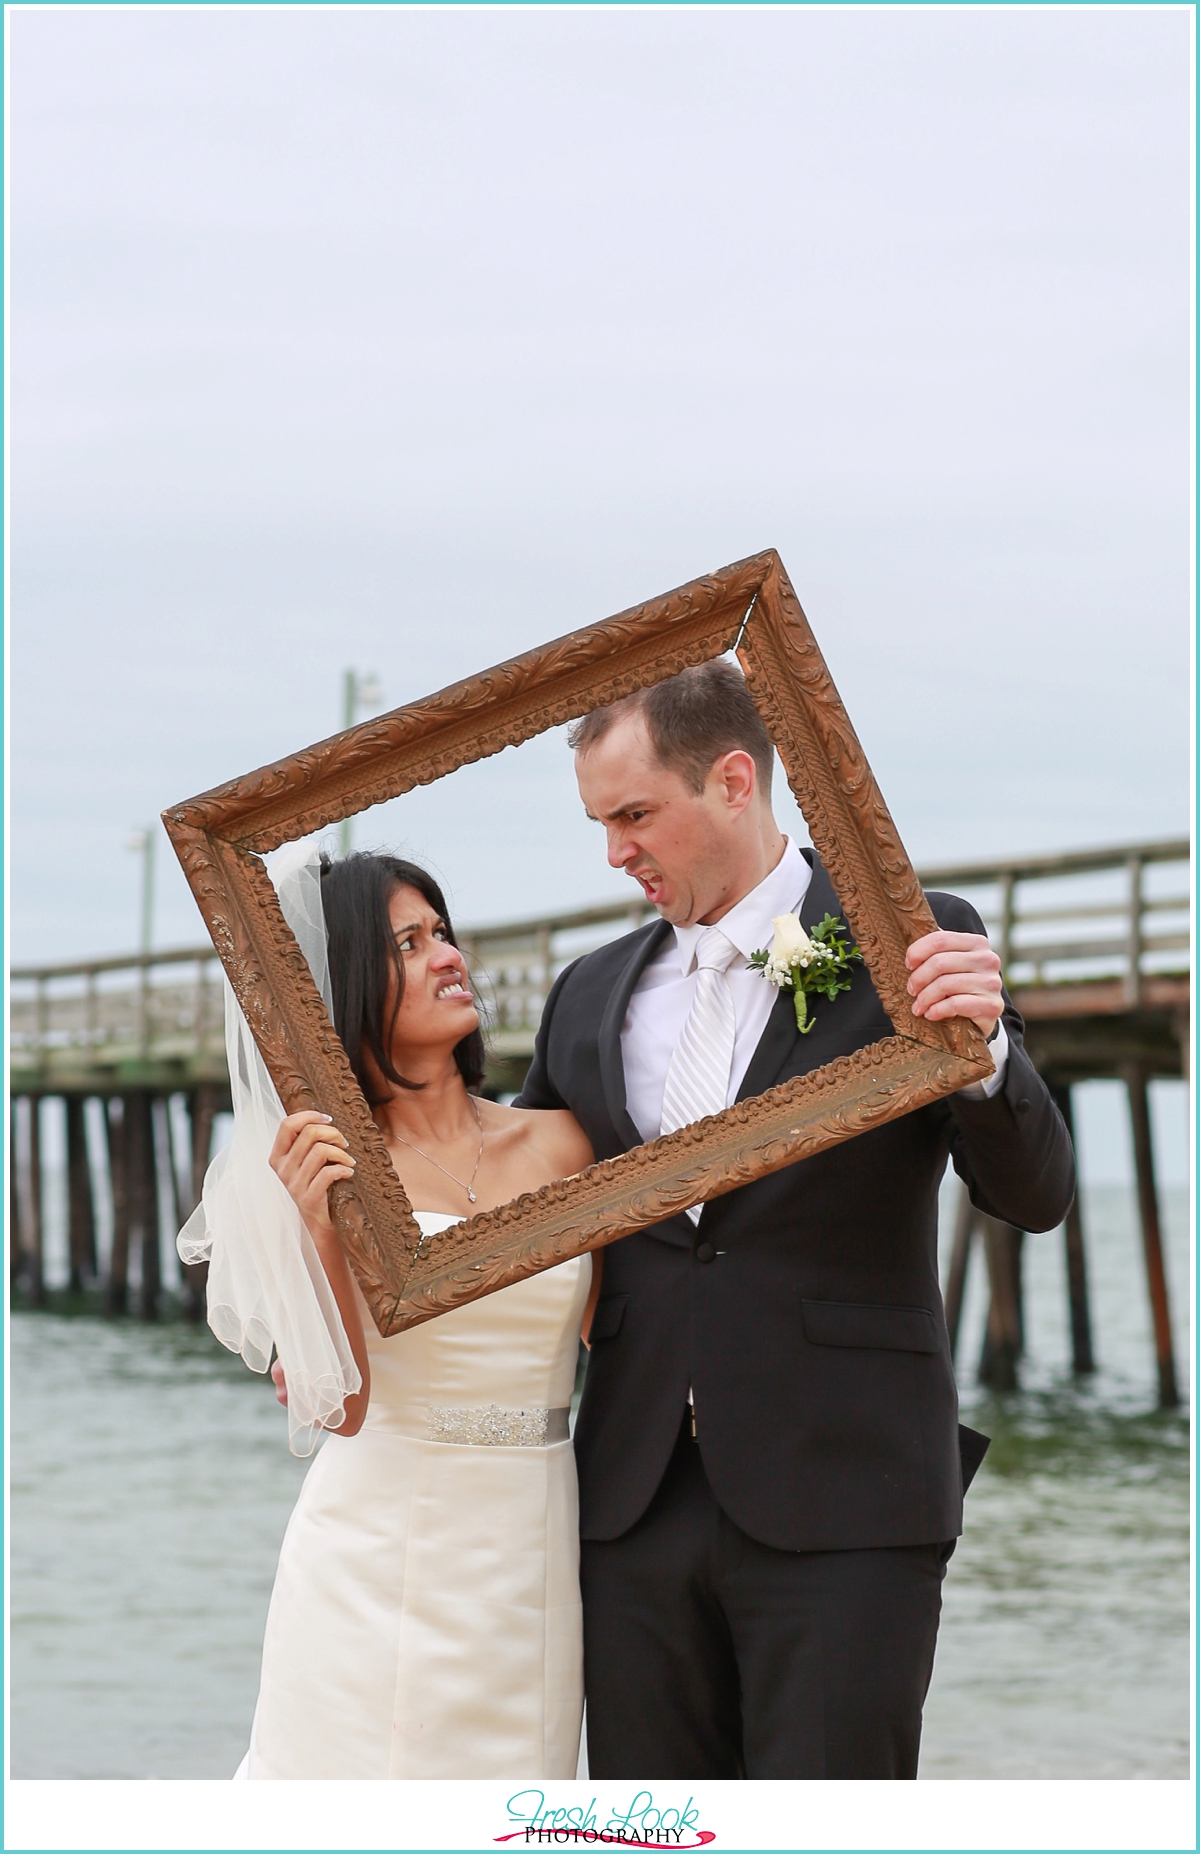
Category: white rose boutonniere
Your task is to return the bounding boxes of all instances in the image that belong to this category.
[748,911,863,1035]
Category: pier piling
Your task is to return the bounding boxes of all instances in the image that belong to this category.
[66,1095,98,1291]
[25,1096,46,1307]
[944,1186,975,1362]
[105,1098,131,1316]
[181,1086,217,1319]
[978,1218,1024,1392]
[1049,1085,1095,1375]
[10,1099,23,1293]
[125,1094,160,1321]
[1124,1062,1178,1409]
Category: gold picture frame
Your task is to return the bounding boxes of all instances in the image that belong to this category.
[163,549,991,1335]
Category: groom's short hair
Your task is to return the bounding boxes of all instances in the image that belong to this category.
[568,658,774,797]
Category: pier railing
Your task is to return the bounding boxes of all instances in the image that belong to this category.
[916,838,1190,1008]
[10,836,1190,1088]
[9,947,229,1091]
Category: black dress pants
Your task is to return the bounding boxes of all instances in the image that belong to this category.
[581,1420,952,1780]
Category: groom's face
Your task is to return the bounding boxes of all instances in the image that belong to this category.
[574,713,758,926]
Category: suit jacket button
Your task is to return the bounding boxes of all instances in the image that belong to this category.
[1016,1097,1031,1115]
[695,1242,716,1263]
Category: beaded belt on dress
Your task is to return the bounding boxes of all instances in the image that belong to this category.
[372,1403,571,1447]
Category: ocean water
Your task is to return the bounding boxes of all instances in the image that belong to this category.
[9,1184,1190,1779]
[920,1179,1191,1778]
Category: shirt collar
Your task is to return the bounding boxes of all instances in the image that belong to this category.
[671,837,812,975]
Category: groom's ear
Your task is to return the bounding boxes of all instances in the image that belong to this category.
[707,749,758,819]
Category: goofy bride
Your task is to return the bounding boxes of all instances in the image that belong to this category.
[180,842,597,1779]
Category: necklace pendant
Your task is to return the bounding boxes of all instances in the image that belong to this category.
[467,1189,476,1203]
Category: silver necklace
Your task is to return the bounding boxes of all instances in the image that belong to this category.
[391,1095,486,1204]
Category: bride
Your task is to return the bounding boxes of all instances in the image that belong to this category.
[181,845,596,1780]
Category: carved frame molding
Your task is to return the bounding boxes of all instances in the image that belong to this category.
[163,549,991,1334]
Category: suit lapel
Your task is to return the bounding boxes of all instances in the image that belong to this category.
[735,852,847,1101]
[599,917,673,1150]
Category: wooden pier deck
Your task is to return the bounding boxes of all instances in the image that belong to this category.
[10,837,1190,1399]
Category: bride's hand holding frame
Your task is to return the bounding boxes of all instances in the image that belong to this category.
[271,1110,356,1240]
[271,1109,371,1435]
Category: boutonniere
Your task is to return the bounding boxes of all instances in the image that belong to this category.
[748,912,863,1035]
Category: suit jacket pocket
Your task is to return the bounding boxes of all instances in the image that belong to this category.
[801,1298,940,1354]
[959,1424,990,1491]
[590,1294,628,1342]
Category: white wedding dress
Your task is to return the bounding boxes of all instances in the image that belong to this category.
[238,1214,590,1780]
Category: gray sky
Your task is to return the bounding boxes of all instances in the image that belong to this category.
[10,4,1192,965]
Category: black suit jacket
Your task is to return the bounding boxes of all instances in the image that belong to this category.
[517,853,1075,1551]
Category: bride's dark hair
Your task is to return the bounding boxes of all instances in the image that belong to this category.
[319,852,486,1104]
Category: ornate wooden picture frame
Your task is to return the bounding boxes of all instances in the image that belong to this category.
[163,549,991,1334]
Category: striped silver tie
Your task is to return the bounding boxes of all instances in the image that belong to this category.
[660,927,738,1224]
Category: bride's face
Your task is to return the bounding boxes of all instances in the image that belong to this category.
[385,884,479,1057]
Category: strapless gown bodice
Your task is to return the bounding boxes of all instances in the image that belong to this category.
[360,1214,587,1441]
[241,1216,590,1779]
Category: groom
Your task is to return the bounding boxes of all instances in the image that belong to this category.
[517,660,1074,1779]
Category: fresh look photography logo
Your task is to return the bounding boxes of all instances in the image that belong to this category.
[497,1790,715,1848]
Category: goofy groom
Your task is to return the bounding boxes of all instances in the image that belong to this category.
[518,660,1074,1780]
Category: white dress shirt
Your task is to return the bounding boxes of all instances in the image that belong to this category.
[621,837,1007,1143]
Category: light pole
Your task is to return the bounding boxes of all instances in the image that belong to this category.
[340,669,383,856]
[126,826,156,954]
[126,825,156,1055]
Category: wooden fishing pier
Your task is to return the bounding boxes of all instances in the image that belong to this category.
[10,836,1190,1402]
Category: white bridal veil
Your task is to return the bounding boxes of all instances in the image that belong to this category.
[177,840,362,1456]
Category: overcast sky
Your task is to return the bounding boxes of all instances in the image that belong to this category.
[10,4,1191,965]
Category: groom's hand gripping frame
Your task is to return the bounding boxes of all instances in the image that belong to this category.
[163,551,993,1337]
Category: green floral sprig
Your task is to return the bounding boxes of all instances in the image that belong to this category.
[748,911,863,1035]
